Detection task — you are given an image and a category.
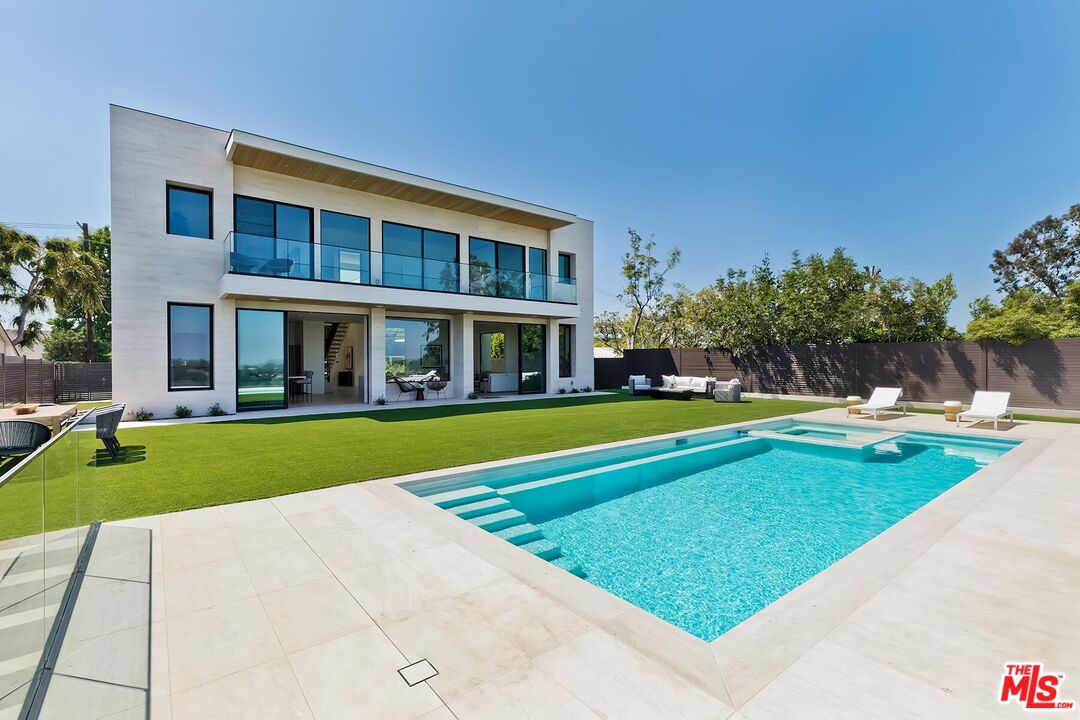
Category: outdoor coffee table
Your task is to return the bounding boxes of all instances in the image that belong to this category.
[650,388,693,400]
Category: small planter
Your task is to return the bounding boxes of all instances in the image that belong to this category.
[846,396,863,416]
[943,400,962,422]
[13,404,39,415]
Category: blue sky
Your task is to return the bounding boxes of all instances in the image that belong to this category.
[2,0,1078,328]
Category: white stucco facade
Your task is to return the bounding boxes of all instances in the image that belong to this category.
[110,105,594,417]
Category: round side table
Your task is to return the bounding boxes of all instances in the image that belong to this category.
[943,400,962,422]
[847,395,864,416]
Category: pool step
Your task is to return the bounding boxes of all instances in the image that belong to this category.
[468,509,527,532]
[518,538,562,561]
[493,523,544,546]
[426,485,498,509]
[450,497,511,519]
[550,555,586,578]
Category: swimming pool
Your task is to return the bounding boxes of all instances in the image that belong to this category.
[403,419,1019,641]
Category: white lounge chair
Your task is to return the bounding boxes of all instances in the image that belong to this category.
[956,391,1014,430]
[849,387,905,419]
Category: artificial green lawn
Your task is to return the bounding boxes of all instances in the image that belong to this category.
[1,394,834,540]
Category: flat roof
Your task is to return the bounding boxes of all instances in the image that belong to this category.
[225,130,580,231]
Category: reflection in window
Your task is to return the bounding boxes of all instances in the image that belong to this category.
[321,211,370,283]
[169,304,212,389]
[167,186,212,239]
[233,196,313,278]
[559,325,573,378]
[528,247,547,300]
[469,237,526,298]
[236,309,286,410]
[383,223,459,292]
[385,317,450,381]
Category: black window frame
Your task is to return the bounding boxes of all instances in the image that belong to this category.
[166,184,213,239]
[382,221,461,292]
[167,302,214,391]
[559,324,573,378]
[233,194,314,241]
[558,252,574,280]
[469,236,526,299]
[319,209,371,250]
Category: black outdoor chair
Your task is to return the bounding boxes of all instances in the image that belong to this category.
[391,377,421,401]
[0,420,52,458]
[96,404,126,460]
[425,378,448,400]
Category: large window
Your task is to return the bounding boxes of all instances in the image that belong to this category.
[383,222,459,292]
[528,247,547,300]
[236,309,286,411]
[320,210,370,283]
[167,185,212,239]
[469,238,526,298]
[233,196,314,278]
[385,317,450,381]
[168,303,213,390]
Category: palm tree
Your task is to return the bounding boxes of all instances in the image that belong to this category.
[42,239,108,362]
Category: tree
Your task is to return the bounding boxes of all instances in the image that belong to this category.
[965,283,1080,344]
[617,229,680,350]
[0,224,107,354]
[43,226,112,362]
[990,203,1080,299]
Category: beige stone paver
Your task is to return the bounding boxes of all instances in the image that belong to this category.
[123,408,1079,718]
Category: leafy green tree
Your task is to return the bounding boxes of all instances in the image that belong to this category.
[617,228,680,350]
[965,283,1080,344]
[44,226,111,362]
[990,203,1080,299]
[0,224,108,354]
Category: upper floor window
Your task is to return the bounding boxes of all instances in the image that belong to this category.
[469,237,525,298]
[321,210,370,284]
[382,222,459,292]
[558,252,574,280]
[167,185,212,239]
[234,196,313,277]
[168,303,213,390]
[528,247,547,300]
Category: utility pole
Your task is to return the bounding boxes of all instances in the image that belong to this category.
[77,221,94,363]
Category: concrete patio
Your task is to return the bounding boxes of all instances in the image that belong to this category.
[114,408,1077,719]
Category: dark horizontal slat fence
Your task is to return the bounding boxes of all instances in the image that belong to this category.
[596,339,1080,410]
[0,357,112,406]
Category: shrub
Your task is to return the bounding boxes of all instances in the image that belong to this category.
[467,392,478,400]
[558,387,567,394]
[569,388,579,394]
[207,403,226,416]
[374,396,388,405]
[133,408,153,421]
[174,405,192,418]
[581,385,593,393]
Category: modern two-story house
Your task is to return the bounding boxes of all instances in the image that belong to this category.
[110,105,594,416]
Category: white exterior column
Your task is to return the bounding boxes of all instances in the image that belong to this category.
[368,307,386,403]
[546,319,561,394]
[453,312,475,398]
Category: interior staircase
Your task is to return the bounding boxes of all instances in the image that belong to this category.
[424,486,585,577]
[323,323,349,379]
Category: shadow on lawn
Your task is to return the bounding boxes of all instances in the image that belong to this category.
[225,392,644,426]
[88,445,147,467]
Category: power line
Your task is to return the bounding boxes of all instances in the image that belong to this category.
[0,221,83,231]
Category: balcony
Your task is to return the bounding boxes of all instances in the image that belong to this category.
[224,232,577,304]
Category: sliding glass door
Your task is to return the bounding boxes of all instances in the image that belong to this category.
[518,324,545,394]
[236,309,287,411]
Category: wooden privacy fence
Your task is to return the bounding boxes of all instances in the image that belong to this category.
[0,357,112,406]
[595,339,1080,410]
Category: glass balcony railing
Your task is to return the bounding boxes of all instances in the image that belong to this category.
[0,409,151,717]
[224,232,578,304]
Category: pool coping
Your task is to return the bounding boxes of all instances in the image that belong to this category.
[366,409,1054,710]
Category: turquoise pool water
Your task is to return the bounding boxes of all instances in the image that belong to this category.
[406,421,1019,641]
